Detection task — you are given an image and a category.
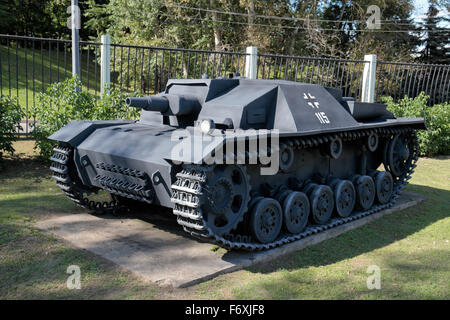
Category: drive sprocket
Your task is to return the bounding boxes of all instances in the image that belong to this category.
[172,164,251,237]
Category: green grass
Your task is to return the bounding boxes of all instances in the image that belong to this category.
[0,44,101,110]
[0,141,162,299]
[195,157,450,300]
[0,140,449,299]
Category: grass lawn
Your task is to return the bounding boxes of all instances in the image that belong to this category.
[0,140,449,299]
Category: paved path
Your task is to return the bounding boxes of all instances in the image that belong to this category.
[36,191,426,287]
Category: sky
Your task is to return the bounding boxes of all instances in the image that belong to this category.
[412,0,430,17]
[411,0,449,54]
[412,0,449,26]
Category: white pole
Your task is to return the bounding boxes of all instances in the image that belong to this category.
[361,54,377,102]
[245,46,258,79]
[71,0,80,78]
[101,34,111,95]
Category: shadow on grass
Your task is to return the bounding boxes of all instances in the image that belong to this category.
[231,248,449,299]
[1,152,448,299]
[1,159,447,270]
[0,194,80,216]
[0,157,49,181]
[239,184,449,274]
[0,223,158,299]
[219,183,449,299]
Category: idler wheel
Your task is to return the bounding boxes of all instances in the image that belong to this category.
[250,198,283,244]
[282,191,310,234]
[279,144,295,172]
[308,185,334,224]
[353,175,376,210]
[386,134,413,177]
[332,180,356,218]
[374,171,394,204]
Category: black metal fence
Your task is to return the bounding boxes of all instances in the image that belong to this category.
[257,53,367,101]
[109,43,247,95]
[0,34,248,135]
[256,54,450,104]
[1,34,449,136]
[375,61,450,105]
[0,34,102,135]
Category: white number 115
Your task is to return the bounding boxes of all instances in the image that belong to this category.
[315,112,330,124]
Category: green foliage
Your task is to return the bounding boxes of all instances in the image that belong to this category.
[2,1,100,40]
[92,88,138,120]
[4,0,434,62]
[31,77,139,160]
[0,95,23,168]
[84,0,420,61]
[383,92,450,156]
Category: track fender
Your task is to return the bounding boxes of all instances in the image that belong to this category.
[48,119,134,147]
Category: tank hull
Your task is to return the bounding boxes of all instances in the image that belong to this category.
[49,77,426,250]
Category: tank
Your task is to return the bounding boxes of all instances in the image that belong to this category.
[49,75,426,250]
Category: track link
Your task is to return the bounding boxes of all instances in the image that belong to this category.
[50,145,120,215]
[170,126,419,251]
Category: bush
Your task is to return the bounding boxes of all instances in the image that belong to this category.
[0,95,24,168]
[31,77,140,159]
[382,92,450,156]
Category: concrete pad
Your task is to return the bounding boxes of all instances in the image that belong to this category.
[36,191,426,288]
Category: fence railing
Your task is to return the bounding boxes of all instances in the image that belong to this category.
[375,61,450,105]
[109,43,247,95]
[0,34,102,135]
[257,53,367,101]
[1,34,449,136]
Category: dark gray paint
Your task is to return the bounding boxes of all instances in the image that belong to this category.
[49,77,426,210]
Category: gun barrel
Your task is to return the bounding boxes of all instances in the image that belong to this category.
[125,96,169,113]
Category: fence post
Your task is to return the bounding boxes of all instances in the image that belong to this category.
[361,54,377,102]
[71,0,80,79]
[245,46,258,79]
[100,34,111,95]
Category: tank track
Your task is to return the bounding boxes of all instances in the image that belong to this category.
[50,145,120,215]
[94,162,154,204]
[170,126,419,251]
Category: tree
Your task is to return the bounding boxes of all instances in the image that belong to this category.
[2,0,432,61]
[0,0,101,39]
[419,0,450,64]
[1,0,54,37]
[318,0,421,60]
[0,2,13,31]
